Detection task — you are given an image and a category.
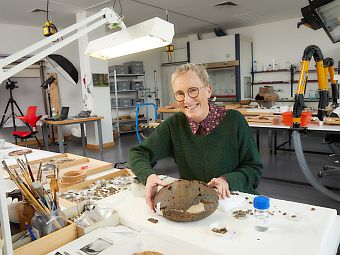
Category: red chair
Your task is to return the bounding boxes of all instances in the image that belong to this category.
[12,106,42,147]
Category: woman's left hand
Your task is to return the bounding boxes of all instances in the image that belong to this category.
[208,177,231,199]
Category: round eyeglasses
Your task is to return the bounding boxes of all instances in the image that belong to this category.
[173,87,205,102]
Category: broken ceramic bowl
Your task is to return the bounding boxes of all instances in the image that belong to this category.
[153,179,219,222]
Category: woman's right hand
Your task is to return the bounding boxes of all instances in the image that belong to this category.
[145,174,168,212]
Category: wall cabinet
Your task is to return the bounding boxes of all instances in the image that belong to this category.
[190,34,252,100]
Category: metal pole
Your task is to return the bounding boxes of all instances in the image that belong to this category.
[0,162,14,254]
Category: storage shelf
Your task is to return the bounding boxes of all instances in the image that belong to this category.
[293,79,333,83]
[113,117,148,123]
[252,69,290,74]
[110,73,144,77]
[252,81,289,85]
[294,68,338,74]
[110,90,138,93]
[111,106,136,109]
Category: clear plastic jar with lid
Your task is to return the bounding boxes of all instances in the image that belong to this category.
[253,196,270,232]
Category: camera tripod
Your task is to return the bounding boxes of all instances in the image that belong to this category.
[0,79,24,135]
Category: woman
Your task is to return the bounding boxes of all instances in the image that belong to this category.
[128,63,262,211]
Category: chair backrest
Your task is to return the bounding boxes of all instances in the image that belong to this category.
[26,105,37,116]
[20,106,42,128]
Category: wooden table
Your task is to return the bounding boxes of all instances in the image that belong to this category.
[42,116,104,155]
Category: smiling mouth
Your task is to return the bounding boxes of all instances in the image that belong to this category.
[185,103,199,110]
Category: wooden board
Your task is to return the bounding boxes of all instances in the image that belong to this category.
[60,168,131,192]
[49,73,61,115]
[59,169,133,208]
[245,115,277,124]
[4,153,112,181]
[14,221,77,255]
[41,116,103,125]
[237,109,275,116]
[324,118,340,125]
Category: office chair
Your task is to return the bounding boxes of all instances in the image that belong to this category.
[12,105,42,147]
[318,133,340,177]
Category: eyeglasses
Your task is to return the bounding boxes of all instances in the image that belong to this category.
[173,87,206,102]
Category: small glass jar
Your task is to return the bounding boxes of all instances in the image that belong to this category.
[253,196,270,232]
[31,210,67,237]
[31,212,50,237]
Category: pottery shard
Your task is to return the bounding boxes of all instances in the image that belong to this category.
[153,180,219,222]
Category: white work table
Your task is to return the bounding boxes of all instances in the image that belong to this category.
[48,186,340,255]
[2,143,340,254]
[92,189,340,255]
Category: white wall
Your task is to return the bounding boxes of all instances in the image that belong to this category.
[0,23,83,129]
[227,18,340,100]
[0,24,44,127]
[160,18,340,104]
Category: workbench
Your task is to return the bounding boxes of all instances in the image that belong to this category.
[50,183,340,255]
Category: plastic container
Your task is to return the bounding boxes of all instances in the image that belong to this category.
[253,196,270,232]
[282,111,312,127]
[31,210,67,237]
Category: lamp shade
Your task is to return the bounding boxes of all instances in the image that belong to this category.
[46,54,79,86]
[85,17,174,60]
[299,0,340,43]
[314,0,340,43]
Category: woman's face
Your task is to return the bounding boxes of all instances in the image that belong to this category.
[172,70,211,123]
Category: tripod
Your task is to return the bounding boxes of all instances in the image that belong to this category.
[0,79,24,143]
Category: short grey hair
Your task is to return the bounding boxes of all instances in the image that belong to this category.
[171,63,209,87]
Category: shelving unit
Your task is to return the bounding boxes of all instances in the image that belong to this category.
[251,66,295,98]
[251,66,339,99]
[109,62,147,135]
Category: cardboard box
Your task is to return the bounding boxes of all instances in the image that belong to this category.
[14,221,77,255]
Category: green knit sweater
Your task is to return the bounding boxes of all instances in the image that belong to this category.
[128,109,262,194]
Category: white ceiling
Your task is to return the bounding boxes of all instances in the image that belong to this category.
[0,0,308,36]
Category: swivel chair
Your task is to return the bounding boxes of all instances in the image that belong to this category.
[318,133,340,177]
[12,106,42,147]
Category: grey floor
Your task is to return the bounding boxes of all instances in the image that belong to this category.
[2,126,340,252]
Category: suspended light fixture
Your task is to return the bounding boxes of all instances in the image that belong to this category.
[43,0,58,37]
[164,10,175,63]
[86,17,174,60]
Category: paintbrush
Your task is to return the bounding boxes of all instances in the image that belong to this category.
[3,161,62,229]
[55,167,60,209]
[36,162,42,182]
[24,154,35,182]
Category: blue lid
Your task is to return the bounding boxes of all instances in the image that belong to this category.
[253,196,270,210]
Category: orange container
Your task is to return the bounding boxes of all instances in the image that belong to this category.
[281,111,312,127]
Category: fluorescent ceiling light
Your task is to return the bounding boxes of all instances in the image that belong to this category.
[86,17,174,60]
[314,0,340,43]
[298,0,340,43]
